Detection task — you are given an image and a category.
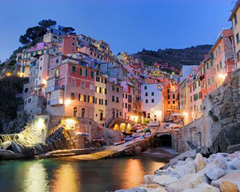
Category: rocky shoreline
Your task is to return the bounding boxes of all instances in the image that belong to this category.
[116,150,240,192]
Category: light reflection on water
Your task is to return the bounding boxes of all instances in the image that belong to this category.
[0,152,168,192]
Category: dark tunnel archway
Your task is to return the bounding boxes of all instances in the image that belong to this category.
[154,135,172,147]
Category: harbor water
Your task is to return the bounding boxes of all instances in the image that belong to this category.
[0,148,174,192]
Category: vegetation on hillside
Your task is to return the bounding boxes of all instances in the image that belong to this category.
[132,45,212,69]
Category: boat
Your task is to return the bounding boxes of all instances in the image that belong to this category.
[145,133,151,138]
[136,128,144,133]
[122,132,133,136]
[124,136,133,142]
[114,140,125,145]
[92,138,104,142]
[132,133,140,138]
[75,132,90,137]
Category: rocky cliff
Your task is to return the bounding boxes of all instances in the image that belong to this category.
[174,68,240,154]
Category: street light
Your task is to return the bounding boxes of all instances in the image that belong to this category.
[65,99,71,116]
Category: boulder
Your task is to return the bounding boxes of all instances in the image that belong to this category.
[226,157,240,170]
[144,175,155,184]
[194,153,206,172]
[182,183,220,192]
[153,174,178,186]
[204,164,225,181]
[166,173,205,192]
[211,170,240,190]
[220,181,238,192]
[135,146,142,155]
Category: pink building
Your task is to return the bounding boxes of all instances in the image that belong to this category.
[58,34,78,56]
[121,81,134,119]
[46,57,96,118]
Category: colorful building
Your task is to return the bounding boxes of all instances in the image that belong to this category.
[141,83,164,123]
[229,0,240,69]
[121,81,134,120]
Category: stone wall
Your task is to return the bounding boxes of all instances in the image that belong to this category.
[175,68,240,153]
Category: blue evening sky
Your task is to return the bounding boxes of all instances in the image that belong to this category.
[0,0,234,62]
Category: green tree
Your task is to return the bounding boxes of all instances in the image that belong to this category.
[38,19,57,30]
[62,27,75,34]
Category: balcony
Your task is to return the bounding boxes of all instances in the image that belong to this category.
[45,85,62,93]
[49,98,64,106]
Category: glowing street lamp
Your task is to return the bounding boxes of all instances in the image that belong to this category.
[65,99,71,116]
[218,73,227,81]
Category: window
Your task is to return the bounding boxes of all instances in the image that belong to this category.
[78,94,81,101]
[145,99,148,103]
[90,71,94,78]
[80,68,82,75]
[112,96,115,102]
[235,14,238,25]
[144,86,147,90]
[125,103,127,108]
[202,81,205,88]
[212,76,215,83]
[237,33,239,44]
[84,95,87,102]
[125,94,127,99]
[206,62,209,69]
[217,64,219,71]
[190,96,192,102]
[220,61,222,69]
[173,94,175,99]
[96,76,100,82]
[81,82,85,88]
[145,92,148,96]
[215,50,218,57]
[116,97,119,103]
[71,93,75,100]
[81,108,85,118]
[116,87,119,92]
[208,78,211,85]
[147,113,150,119]
[168,101,170,104]
[173,101,175,104]
[151,92,154,96]
[218,45,221,53]
[105,100,107,106]
[168,95,170,99]
[84,69,88,76]
[151,99,154,103]
[112,85,115,91]
[72,66,76,73]
[73,107,77,117]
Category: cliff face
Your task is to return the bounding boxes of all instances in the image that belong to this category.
[175,68,240,154]
[0,77,29,133]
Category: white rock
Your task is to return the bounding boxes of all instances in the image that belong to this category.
[139,187,167,192]
[167,160,196,177]
[204,164,225,180]
[166,172,205,192]
[182,183,220,192]
[115,187,147,192]
[226,157,240,170]
[194,153,206,172]
[144,175,155,184]
[153,175,178,186]
[211,170,240,190]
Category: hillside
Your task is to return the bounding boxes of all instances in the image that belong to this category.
[132,44,212,69]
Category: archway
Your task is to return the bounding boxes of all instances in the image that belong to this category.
[73,107,77,117]
[120,123,126,132]
[81,108,85,118]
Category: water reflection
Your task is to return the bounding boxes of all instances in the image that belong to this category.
[0,151,169,192]
[52,164,79,192]
[22,162,49,192]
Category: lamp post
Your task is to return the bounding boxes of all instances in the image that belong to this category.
[65,99,71,117]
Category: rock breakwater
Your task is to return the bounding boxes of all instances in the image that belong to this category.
[116,150,240,192]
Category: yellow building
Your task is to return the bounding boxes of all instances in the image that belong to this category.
[94,74,108,123]
[229,1,240,69]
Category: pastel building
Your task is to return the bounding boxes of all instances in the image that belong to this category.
[121,81,134,120]
[229,1,240,69]
[106,81,123,125]
[94,74,108,123]
[141,83,164,122]
[46,57,96,118]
